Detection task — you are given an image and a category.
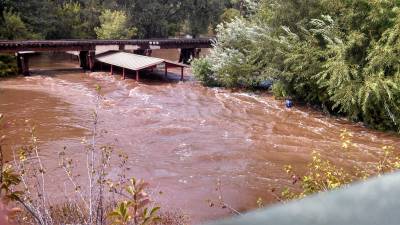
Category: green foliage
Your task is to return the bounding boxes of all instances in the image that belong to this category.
[0,0,234,39]
[0,165,22,201]
[52,1,91,39]
[199,17,267,87]
[95,9,137,39]
[220,8,241,23]
[0,115,22,202]
[271,80,287,99]
[108,178,160,225]
[184,0,228,37]
[0,9,39,40]
[282,152,352,200]
[2,0,56,39]
[282,130,400,200]
[194,0,400,131]
[192,57,216,86]
[124,0,185,38]
[0,55,18,77]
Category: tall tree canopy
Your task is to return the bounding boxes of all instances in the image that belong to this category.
[95,9,137,39]
[0,0,237,40]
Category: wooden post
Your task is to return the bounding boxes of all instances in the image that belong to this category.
[165,63,168,78]
[110,65,113,75]
[136,70,139,82]
[123,68,126,80]
[181,67,184,81]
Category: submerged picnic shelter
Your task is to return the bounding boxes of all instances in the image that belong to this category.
[96,51,188,81]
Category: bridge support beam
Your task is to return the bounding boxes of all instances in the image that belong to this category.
[79,50,96,71]
[79,51,88,70]
[22,56,30,76]
[133,49,152,56]
[16,53,30,76]
[88,51,95,72]
[179,48,201,65]
[195,48,201,58]
[16,54,22,74]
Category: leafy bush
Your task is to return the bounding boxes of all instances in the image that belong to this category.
[271,80,287,99]
[0,55,18,77]
[194,17,269,88]
[280,130,400,200]
[192,57,215,86]
[220,8,241,23]
[193,0,400,131]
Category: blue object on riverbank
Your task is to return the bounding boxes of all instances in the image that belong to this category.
[286,100,293,108]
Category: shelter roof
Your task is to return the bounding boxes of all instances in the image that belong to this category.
[96,52,163,71]
[96,51,188,70]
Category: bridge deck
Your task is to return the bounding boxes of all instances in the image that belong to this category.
[0,38,213,52]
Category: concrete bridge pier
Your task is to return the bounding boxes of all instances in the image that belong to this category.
[133,49,152,56]
[179,48,201,64]
[16,53,30,76]
[88,51,95,71]
[16,54,22,74]
[79,51,88,70]
[79,51,96,71]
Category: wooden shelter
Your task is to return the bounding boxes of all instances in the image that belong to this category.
[96,51,188,81]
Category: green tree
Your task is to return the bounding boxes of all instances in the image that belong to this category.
[2,0,58,39]
[52,1,90,39]
[0,10,38,40]
[220,8,241,23]
[184,0,228,37]
[125,0,185,38]
[0,54,18,77]
[95,9,137,39]
[193,0,400,131]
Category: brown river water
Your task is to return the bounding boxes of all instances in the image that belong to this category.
[0,51,399,224]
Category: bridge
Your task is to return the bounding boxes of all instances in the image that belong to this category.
[0,38,213,75]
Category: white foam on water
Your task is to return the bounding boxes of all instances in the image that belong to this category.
[128,88,150,103]
[2,75,96,107]
[175,143,193,161]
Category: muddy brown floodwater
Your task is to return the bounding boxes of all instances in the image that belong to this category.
[0,51,399,224]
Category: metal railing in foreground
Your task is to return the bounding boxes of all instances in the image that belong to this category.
[206,172,400,225]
